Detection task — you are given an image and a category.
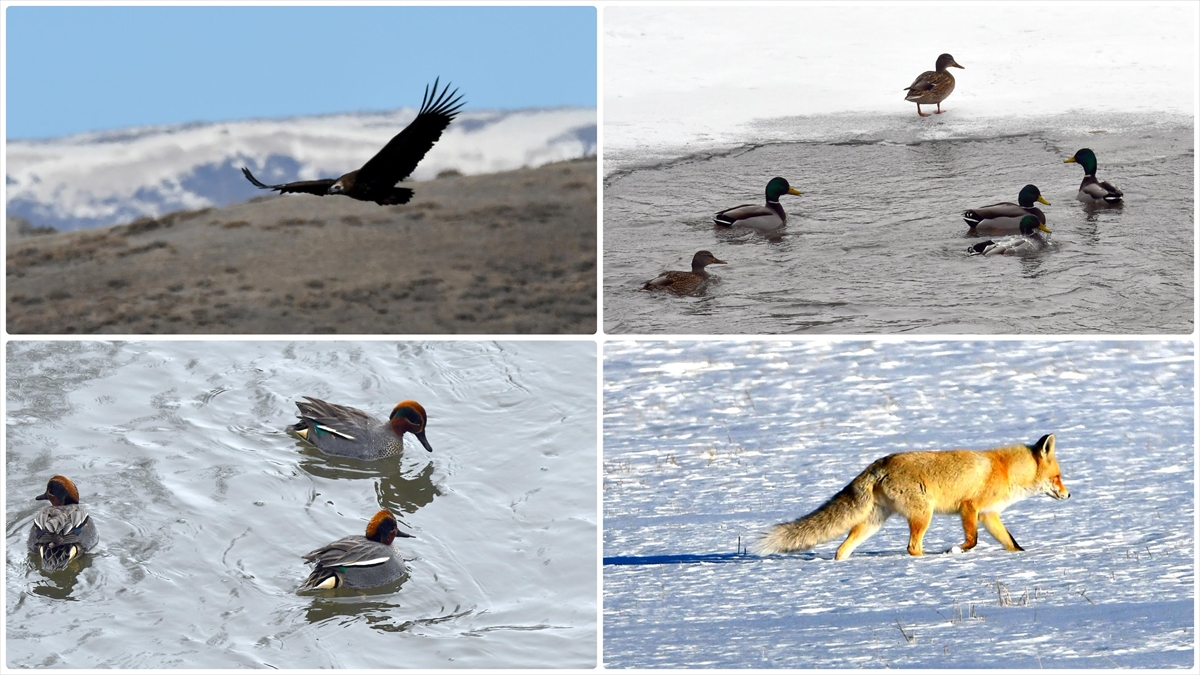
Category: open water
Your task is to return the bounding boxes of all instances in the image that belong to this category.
[604,114,1194,334]
[5,340,597,669]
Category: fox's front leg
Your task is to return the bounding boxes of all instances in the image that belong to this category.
[980,511,1024,551]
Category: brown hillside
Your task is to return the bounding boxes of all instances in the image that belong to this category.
[6,158,596,334]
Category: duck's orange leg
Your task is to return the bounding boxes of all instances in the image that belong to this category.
[917,104,930,118]
[934,102,945,114]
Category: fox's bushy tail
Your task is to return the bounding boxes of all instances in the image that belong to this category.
[754,465,882,555]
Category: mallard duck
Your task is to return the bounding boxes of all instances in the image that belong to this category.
[713,177,802,230]
[287,398,433,459]
[299,509,413,591]
[642,250,727,294]
[963,184,1051,233]
[967,216,1051,256]
[28,475,99,571]
[1064,148,1123,204]
[903,54,964,117]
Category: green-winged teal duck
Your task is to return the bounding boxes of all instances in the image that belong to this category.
[299,509,414,591]
[288,397,433,459]
[28,475,99,571]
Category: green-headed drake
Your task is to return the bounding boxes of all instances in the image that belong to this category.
[1064,148,1123,204]
[903,53,964,117]
[288,397,433,460]
[713,177,802,230]
[299,509,414,591]
[28,475,99,571]
[967,215,1052,256]
[642,250,727,295]
[963,184,1051,233]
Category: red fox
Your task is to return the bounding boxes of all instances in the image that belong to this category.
[756,434,1070,560]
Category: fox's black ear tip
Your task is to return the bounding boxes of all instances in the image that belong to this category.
[1033,433,1055,451]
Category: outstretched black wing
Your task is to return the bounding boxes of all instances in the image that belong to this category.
[355,78,465,188]
[241,167,337,196]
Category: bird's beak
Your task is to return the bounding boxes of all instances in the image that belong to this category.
[788,187,802,196]
[415,430,434,453]
[712,258,728,265]
[1038,224,1052,233]
[397,530,416,539]
[35,492,49,501]
[1037,196,1051,206]
[952,62,964,69]
[1064,157,1077,164]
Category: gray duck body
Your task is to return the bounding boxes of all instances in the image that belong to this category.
[28,504,99,571]
[299,535,406,590]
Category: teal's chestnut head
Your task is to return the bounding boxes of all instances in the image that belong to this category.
[389,400,433,452]
[365,509,415,546]
[35,475,81,506]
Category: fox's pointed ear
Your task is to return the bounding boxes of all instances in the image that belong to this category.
[1032,433,1055,457]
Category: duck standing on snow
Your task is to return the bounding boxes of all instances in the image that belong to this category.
[967,216,1052,256]
[963,184,1051,233]
[642,250,727,295]
[713,177,802,231]
[299,509,414,591]
[903,54,964,117]
[1064,148,1123,204]
[28,475,99,571]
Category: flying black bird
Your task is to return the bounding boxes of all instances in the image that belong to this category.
[241,79,464,205]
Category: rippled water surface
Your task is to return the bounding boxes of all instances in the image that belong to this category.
[6,340,596,669]
[604,114,1194,334]
[603,340,1194,668]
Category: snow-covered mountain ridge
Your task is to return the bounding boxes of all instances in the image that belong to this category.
[5,106,596,231]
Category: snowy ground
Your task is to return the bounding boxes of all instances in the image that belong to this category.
[603,340,1195,668]
[604,3,1195,174]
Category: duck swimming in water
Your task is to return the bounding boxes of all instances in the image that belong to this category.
[713,177,802,231]
[299,509,414,591]
[967,216,1052,256]
[288,397,433,460]
[642,250,727,295]
[903,53,964,117]
[1064,148,1123,204]
[28,475,99,571]
[963,184,1051,233]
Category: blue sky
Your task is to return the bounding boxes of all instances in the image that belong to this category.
[5,5,596,140]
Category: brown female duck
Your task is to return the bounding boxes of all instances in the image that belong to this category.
[903,53,964,117]
[642,250,727,295]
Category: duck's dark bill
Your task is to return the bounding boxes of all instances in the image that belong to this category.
[416,431,434,453]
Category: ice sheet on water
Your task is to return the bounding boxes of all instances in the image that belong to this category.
[605,4,1194,175]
